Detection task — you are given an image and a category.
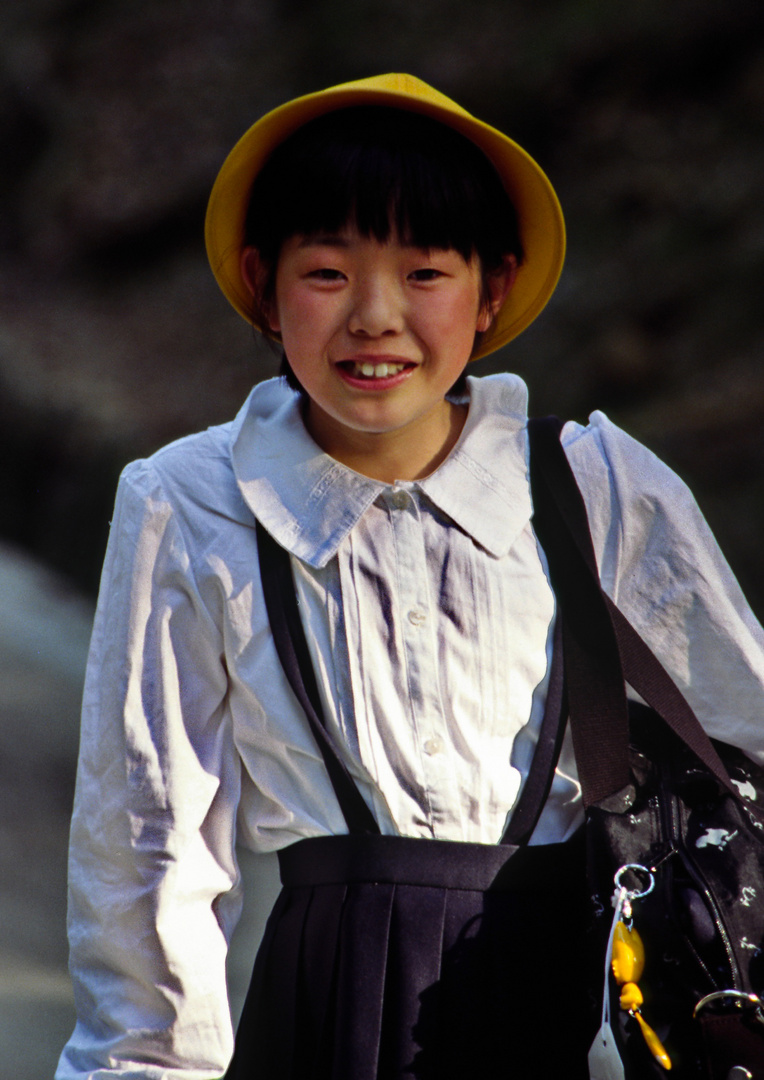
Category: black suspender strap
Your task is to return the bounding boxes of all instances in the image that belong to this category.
[256,520,380,835]
[500,616,567,846]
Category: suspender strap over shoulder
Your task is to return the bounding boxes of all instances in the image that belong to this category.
[500,616,566,846]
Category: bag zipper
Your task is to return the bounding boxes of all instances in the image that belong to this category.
[658,763,741,991]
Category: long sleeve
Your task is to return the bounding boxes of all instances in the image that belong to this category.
[57,461,242,1079]
[565,411,764,764]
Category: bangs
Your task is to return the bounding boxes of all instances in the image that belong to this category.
[245,106,523,275]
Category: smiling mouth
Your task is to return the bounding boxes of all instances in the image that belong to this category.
[339,360,412,379]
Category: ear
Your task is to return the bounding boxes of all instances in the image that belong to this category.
[240,246,280,333]
[476,254,517,333]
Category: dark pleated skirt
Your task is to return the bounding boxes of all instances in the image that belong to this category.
[225,831,596,1080]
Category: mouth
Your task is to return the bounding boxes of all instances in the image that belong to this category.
[335,358,416,387]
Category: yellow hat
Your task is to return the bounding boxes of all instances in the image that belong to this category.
[205,73,565,360]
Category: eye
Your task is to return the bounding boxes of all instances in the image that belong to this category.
[307,267,346,281]
[408,267,445,282]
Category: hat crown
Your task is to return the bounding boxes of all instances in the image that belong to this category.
[318,73,474,119]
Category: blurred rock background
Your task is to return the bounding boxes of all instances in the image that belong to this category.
[0,0,762,1076]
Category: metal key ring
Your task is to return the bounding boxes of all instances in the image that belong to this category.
[613,863,655,900]
[693,990,764,1019]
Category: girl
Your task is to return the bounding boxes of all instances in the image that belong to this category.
[57,74,764,1079]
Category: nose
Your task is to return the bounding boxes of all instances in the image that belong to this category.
[347,277,404,337]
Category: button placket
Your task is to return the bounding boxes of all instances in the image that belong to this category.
[387,487,454,833]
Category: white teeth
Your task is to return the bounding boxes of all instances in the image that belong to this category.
[354,361,405,378]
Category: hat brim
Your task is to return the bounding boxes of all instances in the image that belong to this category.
[205,73,565,361]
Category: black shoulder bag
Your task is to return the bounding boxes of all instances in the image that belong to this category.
[527,417,764,1080]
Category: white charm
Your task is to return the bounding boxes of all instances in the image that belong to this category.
[732,778,757,801]
[740,937,763,957]
[696,828,739,850]
[588,1022,626,1080]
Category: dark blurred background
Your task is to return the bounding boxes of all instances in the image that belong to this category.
[0,0,762,1075]
[2,0,763,609]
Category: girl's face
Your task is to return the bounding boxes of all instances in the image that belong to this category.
[242,230,514,473]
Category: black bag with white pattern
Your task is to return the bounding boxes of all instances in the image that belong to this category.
[528,417,764,1080]
[584,707,764,1079]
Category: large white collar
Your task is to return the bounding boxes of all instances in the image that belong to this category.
[230,372,533,568]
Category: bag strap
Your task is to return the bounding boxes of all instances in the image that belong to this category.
[529,417,632,804]
[527,416,739,807]
[256,520,381,835]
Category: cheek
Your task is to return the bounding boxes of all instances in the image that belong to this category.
[276,287,341,346]
[451,276,483,319]
[272,292,311,344]
[431,288,484,348]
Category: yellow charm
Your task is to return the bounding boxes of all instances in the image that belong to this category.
[612,921,645,984]
[611,921,672,1071]
[619,982,643,1011]
[633,1012,672,1071]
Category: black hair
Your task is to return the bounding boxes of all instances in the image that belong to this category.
[244,104,523,395]
[246,105,522,297]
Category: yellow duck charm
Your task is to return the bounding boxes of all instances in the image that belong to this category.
[611,921,672,1070]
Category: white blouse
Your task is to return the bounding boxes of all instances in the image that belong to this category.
[57,373,764,1079]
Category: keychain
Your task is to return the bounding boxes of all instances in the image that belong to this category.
[611,907,671,1069]
[589,863,672,1078]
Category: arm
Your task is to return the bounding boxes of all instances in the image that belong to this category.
[57,460,241,1079]
[564,412,764,764]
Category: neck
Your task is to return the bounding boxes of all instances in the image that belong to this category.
[305,400,468,483]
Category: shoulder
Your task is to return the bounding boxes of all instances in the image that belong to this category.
[112,377,307,552]
[561,411,701,530]
[556,411,719,604]
[563,412,683,488]
[114,414,256,557]
[128,420,239,501]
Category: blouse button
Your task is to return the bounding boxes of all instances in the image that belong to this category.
[391,490,409,509]
[423,736,443,756]
[407,609,427,626]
